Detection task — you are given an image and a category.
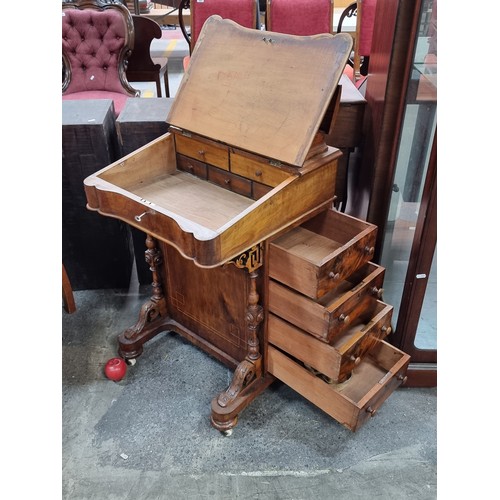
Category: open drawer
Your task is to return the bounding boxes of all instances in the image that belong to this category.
[269,262,385,344]
[269,208,377,299]
[268,299,393,384]
[267,339,410,431]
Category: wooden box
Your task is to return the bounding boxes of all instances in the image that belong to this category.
[269,208,377,300]
[269,262,386,343]
[62,99,133,290]
[84,17,353,268]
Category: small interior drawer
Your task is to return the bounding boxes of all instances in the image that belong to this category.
[230,149,293,186]
[176,154,208,179]
[174,133,229,171]
[269,208,377,299]
[269,262,385,343]
[266,339,410,432]
[207,165,252,198]
[268,300,393,384]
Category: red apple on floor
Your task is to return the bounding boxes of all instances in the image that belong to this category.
[104,357,127,382]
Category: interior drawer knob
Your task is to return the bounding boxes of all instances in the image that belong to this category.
[224,178,231,184]
[197,149,205,156]
[255,170,262,176]
[338,314,350,324]
[328,271,340,280]
[371,286,384,298]
[364,246,375,255]
[366,406,377,417]
[381,325,392,336]
[397,374,408,385]
[349,355,361,365]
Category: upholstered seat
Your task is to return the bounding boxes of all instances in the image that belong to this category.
[179,0,260,70]
[62,0,140,116]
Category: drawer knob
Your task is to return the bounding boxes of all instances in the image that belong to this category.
[364,246,375,255]
[381,325,392,336]
[366,406,377,417]
[224,178,231,185]
[198,149,205,156]
[397,374,408,385]
[255,170,262,177]
[371,286,384,298]
[328,272,340,280]
[349,355,361,365]
[339,314,350,324]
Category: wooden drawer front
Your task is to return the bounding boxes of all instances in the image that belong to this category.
[207,165,252,198]
[269,208,377,299]
[175,133,229,171]
[230,150,292,186]
[176,154,208,179]
[268,300,393,384]
[252,181,273,200]
[269,262,385,343]
[267,339,410,432]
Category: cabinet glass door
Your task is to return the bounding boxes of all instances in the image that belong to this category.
[379,0,437,368]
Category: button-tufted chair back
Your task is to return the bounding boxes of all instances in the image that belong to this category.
[62,0,139,116]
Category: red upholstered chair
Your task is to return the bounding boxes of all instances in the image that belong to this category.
[265,0,334,35]
[179,0,260,70]
[62,0,140,117]
[337,0,378,89]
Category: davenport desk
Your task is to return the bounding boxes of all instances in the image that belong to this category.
[84,17,409,435]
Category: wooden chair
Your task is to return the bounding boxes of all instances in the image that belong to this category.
[62,0,140,117]
[126,15,170,97]
[265,0,334,35]
[62,264,76,314]
[337,0,378,88]
[179,0,260,69]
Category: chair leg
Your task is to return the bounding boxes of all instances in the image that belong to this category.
[163,70,170,98]
[62,264,76,314]
[155,77,162,98]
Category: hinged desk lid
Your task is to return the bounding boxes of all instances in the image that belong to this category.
[167,16,352,167]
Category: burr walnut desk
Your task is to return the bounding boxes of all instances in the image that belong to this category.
[84,17,409,434]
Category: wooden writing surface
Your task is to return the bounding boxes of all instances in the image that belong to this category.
[167,16,352,167]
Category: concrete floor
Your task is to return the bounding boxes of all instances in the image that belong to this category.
[62,284,437,500]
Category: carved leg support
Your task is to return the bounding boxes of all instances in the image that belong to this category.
[211,266,273,433]
[118,234,169,361]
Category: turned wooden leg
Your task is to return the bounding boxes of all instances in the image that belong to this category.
[211,265,274,433]
[118,234,169,361]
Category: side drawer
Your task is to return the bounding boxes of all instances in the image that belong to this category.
[266,339,410,432]
[269,208,377,299]
[174,133,229,171]
[269,262,385,343]
[268,300,393,384]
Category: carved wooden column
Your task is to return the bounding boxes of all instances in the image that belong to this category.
[210,244,274,435]
[118,234,168,361]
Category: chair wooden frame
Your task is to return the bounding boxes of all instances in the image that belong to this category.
[126,15,170,97]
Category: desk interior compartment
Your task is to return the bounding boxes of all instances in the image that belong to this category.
[267,338,410,431]
[269,261,385,343]
[269,208,377,300]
